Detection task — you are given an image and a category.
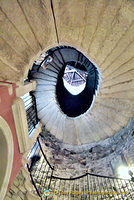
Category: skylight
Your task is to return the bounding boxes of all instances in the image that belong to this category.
[63,65,88,95]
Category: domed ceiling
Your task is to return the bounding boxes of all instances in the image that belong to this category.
[0,0,134,146]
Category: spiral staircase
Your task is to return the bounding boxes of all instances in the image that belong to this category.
[28,45,134,146]
[0,0,134,200]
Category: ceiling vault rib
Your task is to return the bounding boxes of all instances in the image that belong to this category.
[99,21,134,68]
[0,6,36,54]
[16,0,43,50]
[50,0,59,44]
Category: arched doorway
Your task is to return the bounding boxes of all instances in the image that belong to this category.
[0,116,14,200]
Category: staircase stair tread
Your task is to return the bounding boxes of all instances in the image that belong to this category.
[74,117,98,144]
[37,100,56,119]
[50,110,62,136]
[34,79,56,86]
[36,84,55,91]
[32,72,57,82]
[63,118,78,145]
[45,104,60,131]
[60,48,79,63]
[39,67,58,77]
[55,114,66,141]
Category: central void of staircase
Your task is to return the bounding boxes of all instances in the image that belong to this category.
[28,45,132,146]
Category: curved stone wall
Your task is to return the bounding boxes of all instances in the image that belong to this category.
[40,117,134,177]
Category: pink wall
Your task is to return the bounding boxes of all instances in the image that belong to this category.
[0,82,22,188]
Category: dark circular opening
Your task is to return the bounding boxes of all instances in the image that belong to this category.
[55,46,100,117]
[63,63,88,95]
[29,45,100,118]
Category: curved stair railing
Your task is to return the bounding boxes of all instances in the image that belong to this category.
[21,92,39,135]
[27,137,134,200]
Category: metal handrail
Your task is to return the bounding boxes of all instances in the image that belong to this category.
[27,137,134,200]
[37,137,54,170]
[37,136,131,182]
[22,92,39,135]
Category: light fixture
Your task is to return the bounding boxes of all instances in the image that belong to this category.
[63,64,88,95]
[128,170,134,182]
[118,166,134,181]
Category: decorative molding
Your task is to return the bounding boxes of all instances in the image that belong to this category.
[16,80,37,97]
[0,82,13,95]
[12,98,42,154]
[0,116,14,200]
[12,98,29,153]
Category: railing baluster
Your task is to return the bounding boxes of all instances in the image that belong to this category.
[73,180,75,200]
[120,178,128,199]
[27,164,42,200]
[97,176,102,200]
[45,170,53,200]
[57,179,61,200]
[29,148,40,175]
[51,178,57,199]
[42,166,50,194]
[78,178,80,200]
[37,161,47,195]
[62,180,66,200]
[100,177,106,200]
[107,177,115,200]
[124,179,133,199]
[105,178,110,199]
[21,92,39,135]
[68,180,71,200]
[129,179,134,198]
[27,137,134,200]
[112,178,120,199]
[87,174,91,199]
[94,176,99,200]
[34,156,44,185]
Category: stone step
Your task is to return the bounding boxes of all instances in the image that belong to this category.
[93,111,116,134]
[35,93,55,102]
[55,114,66,141]
[93,102,129,127]
[91,111,114,137]
[50,58,63,71]
[96,99,133,118]
[63,118,78,145]
[52,50,64,67]
[39,101,58,124]
[45,103,60,131]
[50,110,63,137]
[39,66,58,78]
[82,56,91,68]
[32,72,57,82]
[83,114,105,141]
[60,48,79,63]
[74,117,98,144]
[34,78,56,86]
[37,100,55,119]
[36,84,55,92]
[34,90,55,99]
[36,98,54,112]
[46,64,60,74]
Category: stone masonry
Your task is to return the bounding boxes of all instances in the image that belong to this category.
[40,117,134,178]
[4,170,28,200]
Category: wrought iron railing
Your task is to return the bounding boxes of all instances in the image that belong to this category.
[27,137,134,200]
[21,92,39,135]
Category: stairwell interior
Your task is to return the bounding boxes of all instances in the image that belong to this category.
[0,0,134,200]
